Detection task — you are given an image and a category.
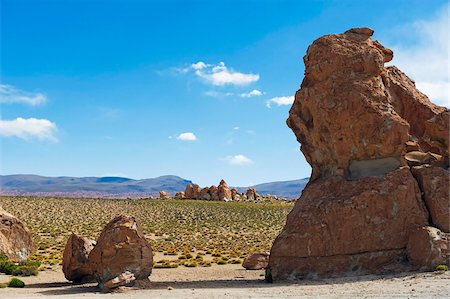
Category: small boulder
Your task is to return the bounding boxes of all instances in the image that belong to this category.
[89,215,153,291]
[62,233,96,282]
[407,226,449,270]
[243,253,269,270]
[0,208,33,262]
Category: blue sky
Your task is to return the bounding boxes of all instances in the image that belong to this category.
[1,0,449,186]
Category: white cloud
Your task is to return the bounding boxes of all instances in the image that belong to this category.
[191,61,209,70]
[223,154,253,165]
[0,84,47,106]
[176,132,197,141]
[388,3,449,107]
[240,89,263,98]
[0,117,57,142]
[203,91,234,97]
[266,96,294,108]
[190,61,259,86]
[233,126,240,130]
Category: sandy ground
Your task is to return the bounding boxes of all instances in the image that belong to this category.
[0,265,449,298]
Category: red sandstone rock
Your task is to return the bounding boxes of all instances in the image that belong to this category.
[269,27,449,281]
[62,233,96,282]
[242,253,269,270]
[424,110,450,160]
[218,179,232,201]
[269,168,428,279]
[89,215,153,291]
[184,184,200,199]
[209,186,219,201]
[411,165,450,232]
[0,207,33,262]
[407,226,449,270]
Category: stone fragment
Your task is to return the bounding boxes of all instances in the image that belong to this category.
[62,233,96,282]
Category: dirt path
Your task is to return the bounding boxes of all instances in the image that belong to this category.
[1,265,449,298]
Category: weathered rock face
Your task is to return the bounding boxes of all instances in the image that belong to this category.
[269,27,449,281]
[286,27,447,181]
[269,168,428,279]
[89,215,153,291]
[242,253,269,270]
[209,185,219,201]
[407,226,449,270]
[411,165,450,232]
[185,184,200,199]
[62,233,96,282]
[0,208,33,262]
[218,179,232,201]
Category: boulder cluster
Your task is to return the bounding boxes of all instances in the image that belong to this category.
[62,215,153,291]
[0,207,33,262]
[164,179,265,201]
[268,28,449,281]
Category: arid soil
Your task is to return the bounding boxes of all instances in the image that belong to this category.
[0,265,449,298]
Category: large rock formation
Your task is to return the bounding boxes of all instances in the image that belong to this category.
[62,233,96,282]
[268,28,449,281]
[89,215,153,291]
[0,207,33,262]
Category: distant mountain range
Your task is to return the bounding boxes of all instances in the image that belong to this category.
[0,174,308,199]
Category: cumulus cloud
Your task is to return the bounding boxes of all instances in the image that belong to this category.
[389,3,449,107]
[0,117,57,142]
[223,154,253,165]
[176,132,197,141]
[266,96,294,108]
[240,89,263,98]
[0,84,47,106]
[187,61,259,86]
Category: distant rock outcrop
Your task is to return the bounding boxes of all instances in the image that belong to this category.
[0,207,33,262]
[89,215,153,291]
[62,233,96,282]
[159,191,169,199]
[268,28,449,281]
[184,179,244,201]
